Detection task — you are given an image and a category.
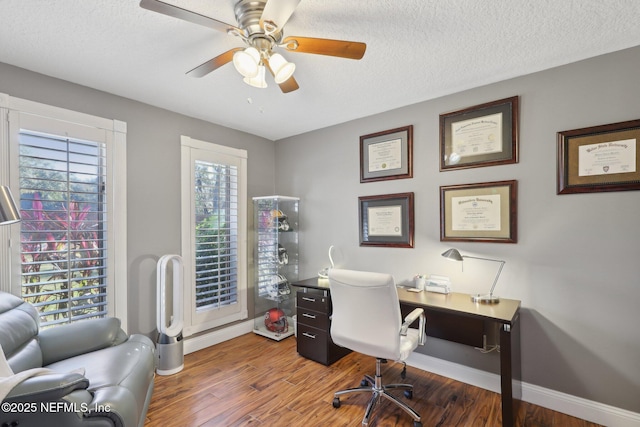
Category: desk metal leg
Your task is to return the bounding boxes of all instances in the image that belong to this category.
[499,317,521,427]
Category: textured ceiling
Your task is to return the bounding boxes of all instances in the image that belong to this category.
[1,1,640,141]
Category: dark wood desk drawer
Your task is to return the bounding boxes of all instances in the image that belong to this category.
[297,293,330,313]
[297,323,350,365]
[296,307,329,330]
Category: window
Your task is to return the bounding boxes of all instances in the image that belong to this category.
[0,94,127,329]
[18,132,107,326]
[181,136,247,336]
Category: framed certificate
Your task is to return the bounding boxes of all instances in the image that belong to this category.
[359,193,414,248]
[557,119,640,194]
[360,125,413,183]
[440,96,519,171]
[440,181,517,243]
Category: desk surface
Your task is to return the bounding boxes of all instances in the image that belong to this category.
[293,277,520,325]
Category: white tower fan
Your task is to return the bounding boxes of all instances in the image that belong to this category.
[156,254,184,375]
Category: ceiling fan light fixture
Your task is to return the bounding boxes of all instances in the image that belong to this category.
[233,47,260,78]
[243,64,268,88]
[269,53,295,84]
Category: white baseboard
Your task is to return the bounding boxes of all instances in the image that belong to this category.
[407,353,640,427]
[183,320,253,355]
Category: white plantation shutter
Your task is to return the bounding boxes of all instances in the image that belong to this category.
[194,159,239,309]
[18,131,108,326]
[181,136,247,336]
[0,94,127,329]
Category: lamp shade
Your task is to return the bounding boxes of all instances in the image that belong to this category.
[441,248,463,261]
[243,64,268,88]
[269,53,295,84]
[0,186,21,225]
[233,47,260,78]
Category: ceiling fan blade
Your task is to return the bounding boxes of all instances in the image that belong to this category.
[282,36,366,60]
[186,48,243,78]
[277,76,300,93]
[264,58,299,93]
[140,0,241,34]
[260,0,301,31]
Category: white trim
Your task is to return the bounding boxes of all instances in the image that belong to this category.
[0,93,128,328]
[183,320,253,355]
[180,135,248,337]
[407,352,640,427]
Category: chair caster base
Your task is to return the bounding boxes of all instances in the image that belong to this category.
[332,397,341,408]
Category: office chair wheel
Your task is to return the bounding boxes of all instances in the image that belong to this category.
[413,422,422,427]
[332,397,341,408]
[360,379,368,386]
[404,390,413,399]
[401,363,407,379]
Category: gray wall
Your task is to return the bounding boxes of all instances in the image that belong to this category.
[274,46,640,413]
[2,43,639,414]
[0,62,276,336]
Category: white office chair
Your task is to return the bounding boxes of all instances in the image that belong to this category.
[328,268,426,427]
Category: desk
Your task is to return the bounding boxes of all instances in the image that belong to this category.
[293,277,521,427]
[398,287,521,427]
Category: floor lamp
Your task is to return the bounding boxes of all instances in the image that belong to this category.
[0,186,21,225]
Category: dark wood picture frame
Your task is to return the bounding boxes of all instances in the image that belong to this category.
[359,192,414,248]
[440,180,517,243]
[557,119,640,194]
[440,96,519,171]
[360,125,413,183]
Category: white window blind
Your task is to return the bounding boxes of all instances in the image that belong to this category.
[194,160,239,310]
[1,94,128,330]
[181,136,247,336]
[18,131,108,326]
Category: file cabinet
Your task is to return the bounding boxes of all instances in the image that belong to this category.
[294,278,351,365]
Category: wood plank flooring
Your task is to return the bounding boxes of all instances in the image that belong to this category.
[145,333,602,427]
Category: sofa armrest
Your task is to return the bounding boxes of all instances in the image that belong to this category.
[5,372,89,402]
[39,318,127,365]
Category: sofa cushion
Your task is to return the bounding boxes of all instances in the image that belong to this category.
[0,294,43,372]
[45,334,155,412]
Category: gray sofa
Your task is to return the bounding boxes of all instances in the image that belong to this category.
[0,291,155,427]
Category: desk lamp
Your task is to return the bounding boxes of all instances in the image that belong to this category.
[441,248,505,304]
[0,186,21,225]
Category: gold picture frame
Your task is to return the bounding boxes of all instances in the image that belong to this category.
[557,119,640,194]
[440,180,517,243]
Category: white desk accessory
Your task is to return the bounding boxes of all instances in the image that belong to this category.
[425,274,451,294]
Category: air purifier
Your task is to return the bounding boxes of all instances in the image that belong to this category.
[156,254,184,375]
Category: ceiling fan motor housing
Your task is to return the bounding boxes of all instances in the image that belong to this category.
[234,0,283,52]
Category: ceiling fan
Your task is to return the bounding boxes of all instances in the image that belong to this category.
[139,0,367,93]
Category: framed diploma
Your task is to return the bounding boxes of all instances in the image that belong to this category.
[359,192,414,248]
[440,96,519,171]
[360,125,413,183]
[557,119,640,194]
[440,181,517,243]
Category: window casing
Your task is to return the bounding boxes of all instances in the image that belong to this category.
[0,94,127,330]
[181,136,248,336]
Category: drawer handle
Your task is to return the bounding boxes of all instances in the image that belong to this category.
[302,297,316,302]
[302,313,316,319]
[302,332,316,339]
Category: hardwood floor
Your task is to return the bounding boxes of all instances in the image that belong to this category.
[145,333,602,427]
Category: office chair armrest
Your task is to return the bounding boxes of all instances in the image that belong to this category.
[400,308,426,345]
